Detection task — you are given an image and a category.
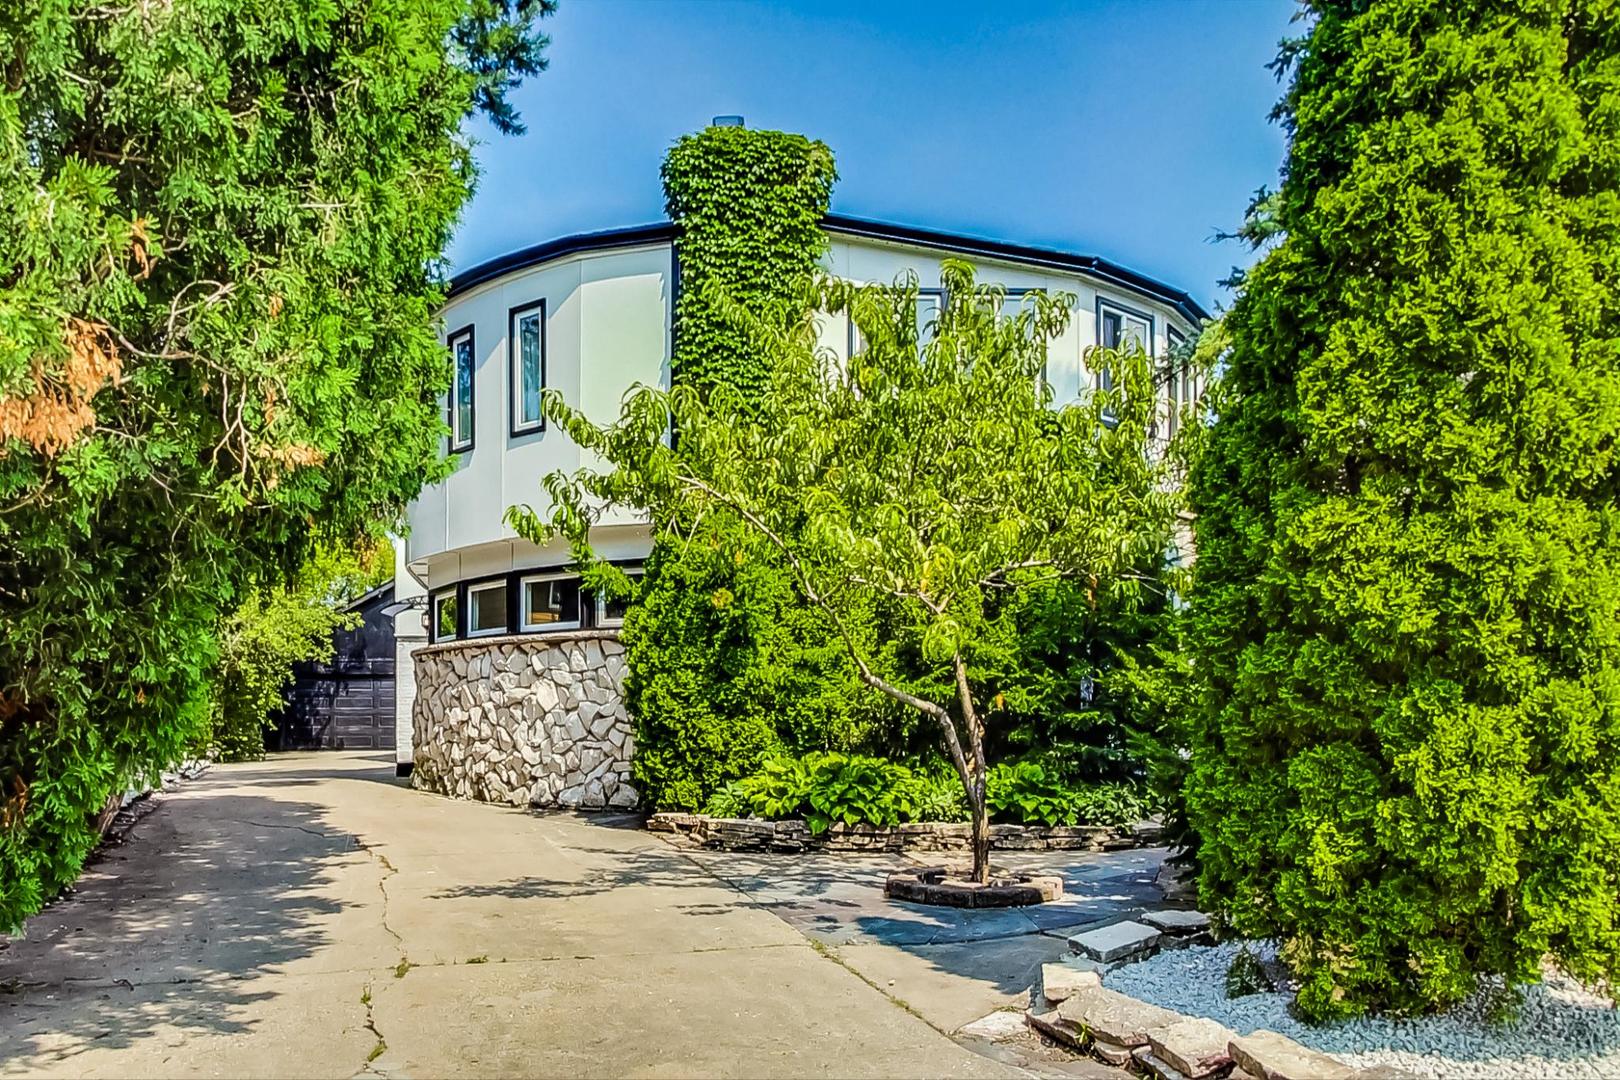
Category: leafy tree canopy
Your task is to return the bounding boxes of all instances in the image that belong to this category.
[0,0,550,929]
[513,262,1190,880]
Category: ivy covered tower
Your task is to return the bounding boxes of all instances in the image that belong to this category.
[661,123,837,399]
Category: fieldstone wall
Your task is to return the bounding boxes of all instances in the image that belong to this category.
[411,631,638,810]
[648,813,1162,854]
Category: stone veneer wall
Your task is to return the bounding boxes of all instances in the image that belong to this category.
[411,631,638,810]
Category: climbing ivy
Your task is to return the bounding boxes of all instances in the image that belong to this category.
[662,125,837,398]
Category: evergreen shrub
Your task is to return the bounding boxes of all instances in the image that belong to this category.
[1185,0,1620,1019]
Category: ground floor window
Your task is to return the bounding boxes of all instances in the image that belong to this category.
[522,574,582,631]
[595,572,645,628]
[467,580,510,637]
[432,591,457,642]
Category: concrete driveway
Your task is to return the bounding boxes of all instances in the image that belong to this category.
[0,752,1017,1079]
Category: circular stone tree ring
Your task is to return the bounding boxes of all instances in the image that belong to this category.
[884,866,1064,908]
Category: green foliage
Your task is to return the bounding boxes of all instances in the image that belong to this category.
[985,760,1154,828]
[206,541,392,762]
[1185,0,1620,1019]
[0,0,549,930]
[662,125,837,399]
[985,761,1074,827]
[1225,946,1274,999]
[622,128,890,812]
[977,573,1179,784]
[622,528,890,810]
[707,751,971,832]
[514,258,1186,880]
[902,768,971,824]
[716,752,919,834]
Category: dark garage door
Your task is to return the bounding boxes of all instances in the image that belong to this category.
[279,658,396,751]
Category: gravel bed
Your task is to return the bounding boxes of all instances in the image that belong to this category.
[1104,940,1620,1079]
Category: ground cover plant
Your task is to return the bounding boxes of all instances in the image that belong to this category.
[0,0,552,929]
[1185,0,1620,1020]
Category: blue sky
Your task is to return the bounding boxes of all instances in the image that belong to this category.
[448,0,1299,313]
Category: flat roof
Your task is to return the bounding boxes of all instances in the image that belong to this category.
[447,214,1210,324]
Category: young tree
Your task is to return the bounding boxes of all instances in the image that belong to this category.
[206,540,394,762]
[1186,1,1620,1018]
[512,262,1184,881]
[0,0,551,927]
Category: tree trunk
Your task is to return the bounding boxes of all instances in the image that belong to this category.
[968,761,991,883]
[952,651,991,884]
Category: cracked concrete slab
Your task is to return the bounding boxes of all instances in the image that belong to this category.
[0,752,1016,1079]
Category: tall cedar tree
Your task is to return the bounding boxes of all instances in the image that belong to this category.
[1186,0,1620,1019]
[0,0,552,929]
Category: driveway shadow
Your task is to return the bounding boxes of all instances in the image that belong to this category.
[0,790,363,1067]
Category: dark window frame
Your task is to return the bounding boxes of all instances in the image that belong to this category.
[847,286,948,358]
[447,323,476,454]
[427,560,648,644]
[508,299,547,438]
[1094,297,1156,394]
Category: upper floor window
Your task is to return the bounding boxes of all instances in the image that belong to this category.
[1164,327,1185,437]
[848,287,946,357]
[509,300,546,436]
[1095,300,1154,393]
[448,325,475,452]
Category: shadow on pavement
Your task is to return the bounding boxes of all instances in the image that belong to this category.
[0,790,360,1067]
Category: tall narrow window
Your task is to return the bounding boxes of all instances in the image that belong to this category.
[509,300,545,435]
[1165,326,1186,438]
[448,326,475,452]
[1095,300,1154,394]
[432,591,458,642]
[915,288,945,347]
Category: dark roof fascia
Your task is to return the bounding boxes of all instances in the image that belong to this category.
[446,216,1209,324]
[821,214,1211,325]
[345,581,396,613]
[446,222,677,299]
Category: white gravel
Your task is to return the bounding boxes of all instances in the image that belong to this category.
[1104,940,1620,1079]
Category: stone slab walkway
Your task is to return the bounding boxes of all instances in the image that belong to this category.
[681,842,1176,1038]
[0,753,1017,1079]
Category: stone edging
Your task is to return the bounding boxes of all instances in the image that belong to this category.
[1028,954,1402,1080]
[885,866,1063,908]
[648,812,1161,854]
[414,628,621,660]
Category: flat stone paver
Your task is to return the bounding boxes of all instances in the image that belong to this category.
[1067,920,1161,963]
[0,752,1015,1079]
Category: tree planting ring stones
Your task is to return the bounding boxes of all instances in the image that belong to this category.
[884,866,1063,908]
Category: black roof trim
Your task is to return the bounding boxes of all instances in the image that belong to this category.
[447,222,676,298]
[447,215,1209,323]
[822,214,1210,324]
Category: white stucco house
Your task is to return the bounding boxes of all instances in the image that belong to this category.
[393,215,1208,806]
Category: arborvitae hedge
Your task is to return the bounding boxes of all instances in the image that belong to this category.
[1186,0,1620,1019]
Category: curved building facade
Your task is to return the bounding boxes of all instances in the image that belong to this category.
[394,216,1208,802]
